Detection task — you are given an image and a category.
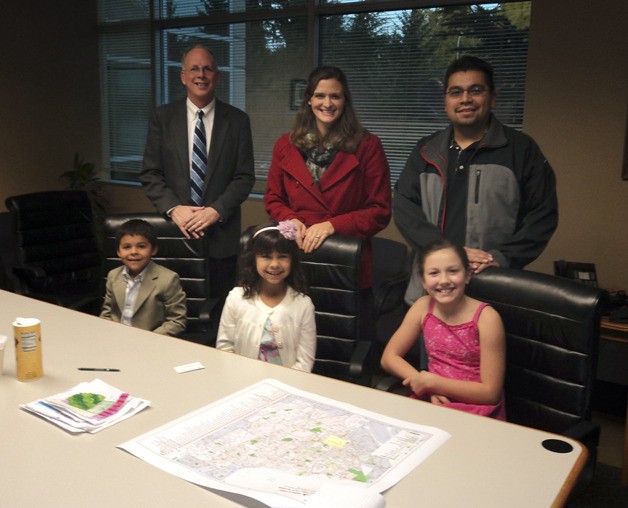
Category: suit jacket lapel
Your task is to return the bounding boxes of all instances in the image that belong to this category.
[133,262,158,313]
[112,269,127,315]
[175,102,189,183]
[168,102,192,202]
[205,99,227,193]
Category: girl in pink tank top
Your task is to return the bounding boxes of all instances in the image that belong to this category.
[381,239,506,420]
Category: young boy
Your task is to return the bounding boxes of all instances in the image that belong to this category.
[100,219,187,336]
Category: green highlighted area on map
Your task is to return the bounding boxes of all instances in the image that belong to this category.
[348,468,370,482]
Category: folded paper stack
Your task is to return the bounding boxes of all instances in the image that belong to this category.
[21,378,150,433]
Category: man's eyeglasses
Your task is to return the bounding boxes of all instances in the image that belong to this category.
[445,85,489,98]
[184,65,215,75]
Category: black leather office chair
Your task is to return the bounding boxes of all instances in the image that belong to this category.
[378,267,605,497]
[467,268,605,498]
[371,237,411,358]
[103,214,216,345]
[5,190,101,313]
[371,237,411,318]
[241,228,373,385]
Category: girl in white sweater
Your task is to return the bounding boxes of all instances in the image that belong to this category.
[216,221,316,371]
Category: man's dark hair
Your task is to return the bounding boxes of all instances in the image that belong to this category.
[444,55,495,93]
[115,219,158,248]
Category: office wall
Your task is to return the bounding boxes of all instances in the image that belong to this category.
[0,1,101,200]
[1,1,626,289]
[522,0,628,290]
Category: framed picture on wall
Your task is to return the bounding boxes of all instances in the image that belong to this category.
[623,108,628,180]
[290,79,307,111]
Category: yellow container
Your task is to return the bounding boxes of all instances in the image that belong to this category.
[13,317,43,381]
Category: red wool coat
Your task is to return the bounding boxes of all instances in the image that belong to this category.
[264,132,392,287]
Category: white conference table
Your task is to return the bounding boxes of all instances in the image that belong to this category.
[0,290,585,507]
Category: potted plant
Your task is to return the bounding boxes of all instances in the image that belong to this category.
[59,153,108,246]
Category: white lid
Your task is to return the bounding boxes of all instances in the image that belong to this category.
[13,317,41,327]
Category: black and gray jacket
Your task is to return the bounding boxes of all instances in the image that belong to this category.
[394,115,558,304]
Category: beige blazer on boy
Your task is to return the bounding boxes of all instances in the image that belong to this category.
[100,261,187,336]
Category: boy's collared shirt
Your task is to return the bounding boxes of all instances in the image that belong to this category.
[121,265,148,325]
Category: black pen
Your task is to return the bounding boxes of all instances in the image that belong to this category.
[78,367,121,372]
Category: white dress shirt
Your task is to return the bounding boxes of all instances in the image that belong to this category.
[120,266,146,325]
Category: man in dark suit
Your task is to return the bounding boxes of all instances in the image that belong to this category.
[140,45,255,341]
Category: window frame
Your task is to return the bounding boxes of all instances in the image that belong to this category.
[99,0,531,195]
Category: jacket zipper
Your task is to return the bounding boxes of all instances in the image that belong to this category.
[474,169,481,204]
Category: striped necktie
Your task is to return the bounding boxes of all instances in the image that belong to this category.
[191,110,207,205]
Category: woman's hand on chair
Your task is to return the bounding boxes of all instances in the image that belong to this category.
[301,221,335,254]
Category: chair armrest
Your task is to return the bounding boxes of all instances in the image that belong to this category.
[348,341,372,381]
[374,375,406,393]
[67,295,102,314]
[563,420,600,496]
[13,264,47,281]
[198,298,220,324]
[564,420,600,450]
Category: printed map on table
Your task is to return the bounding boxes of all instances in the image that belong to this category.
[119,379,450,507]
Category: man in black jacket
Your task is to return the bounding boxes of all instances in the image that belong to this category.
[395,55,557,304]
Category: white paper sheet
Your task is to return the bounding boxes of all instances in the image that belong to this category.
[119,379,450,507]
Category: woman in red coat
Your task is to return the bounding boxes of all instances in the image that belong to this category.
[264,66,391,289]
